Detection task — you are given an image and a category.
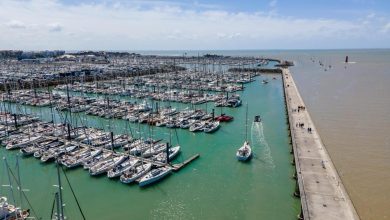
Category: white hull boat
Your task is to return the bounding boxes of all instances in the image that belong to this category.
[120,163,152,184]
[139,167,172,187]
[236,141,252,161]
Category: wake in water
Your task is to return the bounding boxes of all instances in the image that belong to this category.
[251,122,275,168]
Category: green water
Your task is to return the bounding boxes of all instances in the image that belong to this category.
[0,74,300,219]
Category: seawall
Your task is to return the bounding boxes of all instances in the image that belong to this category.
[282,67,359,220]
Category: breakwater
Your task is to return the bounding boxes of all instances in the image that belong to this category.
[282,67,359,220]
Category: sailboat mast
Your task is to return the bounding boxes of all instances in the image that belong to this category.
[56,161,64,220]
[55,192,61,220]
[4,158,18,219]
[245,103,248,141]
[16,155,23,211]
[48,85,55,123]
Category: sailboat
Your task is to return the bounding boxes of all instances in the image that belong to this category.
[236,141,252,161]
[138,166,172,187]
[236,104,252,161]
[139,143,174,187]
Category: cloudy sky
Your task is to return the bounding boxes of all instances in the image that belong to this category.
[0,0,389,50]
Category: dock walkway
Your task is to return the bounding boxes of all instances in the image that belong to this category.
[282,68,359,220]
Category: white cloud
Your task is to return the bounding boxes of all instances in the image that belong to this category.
[381,22,390,33]
[5,20,26,29]
[269,0,277,8]
[0,0,388,50]
[48,23,63,32]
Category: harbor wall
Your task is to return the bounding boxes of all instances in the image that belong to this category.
[282,67,359,220]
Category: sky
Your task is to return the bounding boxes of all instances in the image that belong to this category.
[0,0,389,50]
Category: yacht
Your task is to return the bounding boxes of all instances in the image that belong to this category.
[236,104,252,162]
[139,167,172,187]
[63,149,101,169]
[120,163,152,184]
[89,155,127,176]
[203,121,220,133]
[6,135,43,150]
[142,143,167,158]
[189,121,205,132]
[236,141,252,161]
[107,159,139,178]
[152,146,181,163]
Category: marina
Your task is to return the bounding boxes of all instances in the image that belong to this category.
[0,54,300,219]
[0,0,388,217]
[0,52,361,220]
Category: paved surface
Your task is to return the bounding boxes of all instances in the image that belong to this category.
[282,68,359,220]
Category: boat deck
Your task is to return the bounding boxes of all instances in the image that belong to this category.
[282,68,359,220]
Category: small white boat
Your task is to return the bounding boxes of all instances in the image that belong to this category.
[139,167,172,187]
[203,121,220,133]
[6,136,43,150]
[83,151,112,169]
[41,143,77,163]
[103,135,129,149]
[189,121,205,132]
[107,159,139,178]
[120,163,152,184]
[129,143,150,155]
[142,143,167,158]
[64,149,101,168]
[89,155,127,176]
[236,141,252,161]
[236,104,252,162]
[152,146,181,163]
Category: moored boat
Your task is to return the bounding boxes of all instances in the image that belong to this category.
[120,163,152,184]
[203,121,220,133]
[214,114,233,122]
[138,167,172,187]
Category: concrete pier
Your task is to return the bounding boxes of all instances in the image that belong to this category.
[282,68,359,220]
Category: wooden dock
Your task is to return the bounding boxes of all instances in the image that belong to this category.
[172,154,200,171]
[282,67,359,220]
